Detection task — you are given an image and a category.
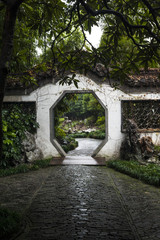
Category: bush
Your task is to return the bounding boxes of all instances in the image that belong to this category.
[69,130,105,139]
[61,135,78,153]
[2,104,39,168]
[86,116,96,126]
[89,130,105,139]
[96,116,105,126]
[107,160,160,187]
[154,145,160,153]
[55,127,66,141]
[69,132,88,138]
[0,158,52,177]
[0,207,21,239]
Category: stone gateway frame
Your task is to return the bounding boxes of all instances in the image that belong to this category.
[50,90,108,157]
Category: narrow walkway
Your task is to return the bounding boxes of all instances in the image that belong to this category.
[51,138,106,165]
[67,138,102,156]
[1,166,160,239]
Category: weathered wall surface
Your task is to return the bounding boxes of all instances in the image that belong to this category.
[4,74,160,160]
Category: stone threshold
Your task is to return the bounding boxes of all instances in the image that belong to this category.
[50,156,106,166]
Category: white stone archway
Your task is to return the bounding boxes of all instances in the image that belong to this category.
[49,90,108,157]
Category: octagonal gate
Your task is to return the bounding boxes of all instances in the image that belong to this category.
[50,90,108,157]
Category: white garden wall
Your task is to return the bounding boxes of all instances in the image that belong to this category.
[4,74,160,160]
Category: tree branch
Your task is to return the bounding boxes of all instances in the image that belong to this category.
[51,2,77,63]
[103,0,110,10]
[141,0,160,30]
[79,0,160,44]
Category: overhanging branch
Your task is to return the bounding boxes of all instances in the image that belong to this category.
[141,0,160,30]
[79,0,160,44]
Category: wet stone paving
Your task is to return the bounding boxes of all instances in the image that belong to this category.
[1,165,160,240]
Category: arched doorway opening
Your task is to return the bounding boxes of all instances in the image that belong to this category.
[50,90,108,157]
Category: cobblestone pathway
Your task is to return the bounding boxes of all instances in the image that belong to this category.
[1,166,160,240]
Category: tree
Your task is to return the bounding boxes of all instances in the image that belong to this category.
[0,0,68,161]
[0,0,22,161]
[0,0,159,162]
[78,0,160,79]
[65,93,105,122]
[40,27,85,62]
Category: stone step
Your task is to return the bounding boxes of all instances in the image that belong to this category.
[50,156,106,166]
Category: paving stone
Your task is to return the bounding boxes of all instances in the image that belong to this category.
[0,165,160,239]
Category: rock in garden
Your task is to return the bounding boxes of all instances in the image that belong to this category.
[22,131,43,162]
[22,131,36,152]
[120,119,142,161]
[139,136,154,160]
[26,148,43,163]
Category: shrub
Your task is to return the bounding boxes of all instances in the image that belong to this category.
[86,116,96,126]
[69,130,105,139]
[0,207,21,239]
[2,104,39,168]
[61,145,70,153]
[55,127,66,141]
[107,160,160,187]
[61,136,78,153]
[96,116,105,126]
[69,132,88,138]
[89,130,105,139]
[154,145,160,153]
[0,158,52,177]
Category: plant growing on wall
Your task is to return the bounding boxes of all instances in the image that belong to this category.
[2,104,39,168]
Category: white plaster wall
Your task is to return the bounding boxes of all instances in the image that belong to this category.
[140,133,160,146]
[4,74,160,159]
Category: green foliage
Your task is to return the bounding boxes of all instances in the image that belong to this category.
[2,104,39,168]
[66,93,105,124]
[41,27,85,62]
[88,130,105,139]
[154,145,160,153]
[0,158,52,177]
[32,158,52,169]
[98,0,160,76]
[54,94,80,152]
[54,93,105,149]
[54,93,77,142]
[0,207,21,240]
[61,136,78,153]
[1,0,160,79]
[107,160,160,187]
[54,93,105,153]
[96,116,105,126]
[47,0,159,80]
[69,132,88,138]
[59,74,80,89]
[6,0,71,73]
[55,126,79,152]
[86,116,97,126]
[55,127,66,141]
[95,116,105,130]
[69,130,105,140]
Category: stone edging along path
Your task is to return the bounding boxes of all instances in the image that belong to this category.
[0,166,160,240]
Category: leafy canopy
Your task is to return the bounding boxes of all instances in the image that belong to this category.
[0,0,160,77]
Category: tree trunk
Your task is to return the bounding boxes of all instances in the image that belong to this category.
[0,2,22,163]
[0,68,7,162]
